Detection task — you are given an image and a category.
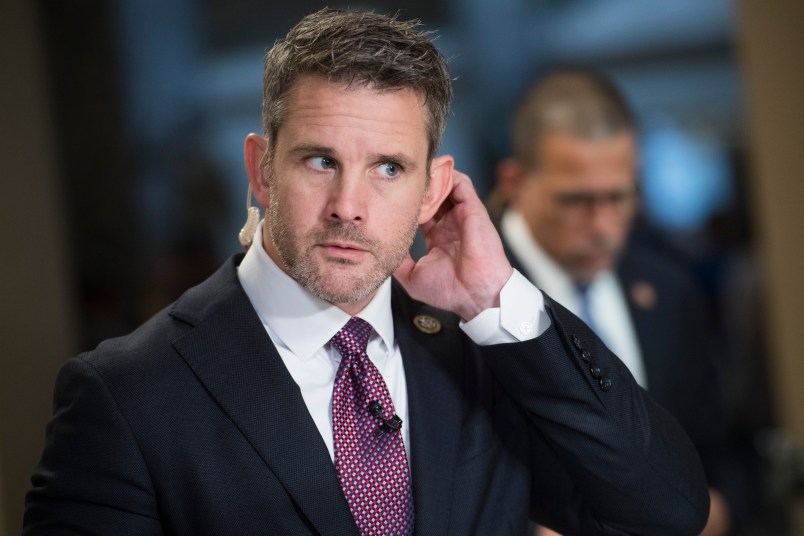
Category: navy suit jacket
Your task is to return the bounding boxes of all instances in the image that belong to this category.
[618,248,751,526]
[25,255,709,535]
[503,235,752,529]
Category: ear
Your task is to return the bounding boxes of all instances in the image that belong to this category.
[419,154,454,224]
[495,157,527,206]
[244,133,271,207]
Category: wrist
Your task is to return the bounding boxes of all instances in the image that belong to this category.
[457,296,500,323]
[457,266,513,321]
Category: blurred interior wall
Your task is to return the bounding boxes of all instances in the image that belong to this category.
[0,0,77,534]
[738,0,804,530]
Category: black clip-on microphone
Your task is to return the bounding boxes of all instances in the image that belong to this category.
[368,400,403,433]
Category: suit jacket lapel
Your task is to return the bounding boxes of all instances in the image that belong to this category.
[616,253,664,392]
[392,283,464,536]
[170,259,358,536]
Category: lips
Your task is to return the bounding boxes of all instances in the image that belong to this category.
[312,225,375,260]
[318,241,370,261]
[321,241,367,252]
[574,242,615,265]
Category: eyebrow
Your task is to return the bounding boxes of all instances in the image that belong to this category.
[288,143,335,157]
[287,143,419,172]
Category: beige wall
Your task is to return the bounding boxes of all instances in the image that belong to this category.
[0,1,77,534]
[738,1,804,441]
[738,0,804,530]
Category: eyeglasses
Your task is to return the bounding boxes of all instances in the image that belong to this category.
[552,188,638,219]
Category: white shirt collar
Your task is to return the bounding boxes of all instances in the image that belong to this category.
[237,222,395,361]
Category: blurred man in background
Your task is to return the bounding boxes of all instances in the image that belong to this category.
[492,70,751,536]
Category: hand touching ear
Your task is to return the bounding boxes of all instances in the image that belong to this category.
[394,170,513,321]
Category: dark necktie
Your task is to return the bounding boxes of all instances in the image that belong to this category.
[330,317,414,535]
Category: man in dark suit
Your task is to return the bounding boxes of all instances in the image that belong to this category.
[492,71,750,536]
[24,10,709,535]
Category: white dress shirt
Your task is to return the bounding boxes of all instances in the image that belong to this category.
[501,209,648,388]
[238,222,550,463]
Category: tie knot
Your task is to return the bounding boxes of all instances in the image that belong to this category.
[330,317,372,358]
[574,281,591,297]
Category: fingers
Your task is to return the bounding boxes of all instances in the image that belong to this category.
[447,170,472,202]
[447,170,486,218]
[449,170,490,223]
[393,253,416,290]
[418,169,479,236]
[431,170,473,219]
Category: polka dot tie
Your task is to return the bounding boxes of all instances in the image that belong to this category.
[330,317,415,535]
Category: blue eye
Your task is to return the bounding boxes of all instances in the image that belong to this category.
[377,162,401,178]
[308,156,336,171]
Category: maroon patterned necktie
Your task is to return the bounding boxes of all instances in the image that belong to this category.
[330,317,414,535]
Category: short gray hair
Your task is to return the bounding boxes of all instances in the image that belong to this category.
[262,8,452,163]
[512,71,635,169]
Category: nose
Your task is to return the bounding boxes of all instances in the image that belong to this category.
[326,170,367,223]
[587,200,622,238]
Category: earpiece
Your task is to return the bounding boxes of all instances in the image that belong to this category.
[238,185,261,249]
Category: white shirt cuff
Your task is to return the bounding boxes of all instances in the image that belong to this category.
[460,269,551,345]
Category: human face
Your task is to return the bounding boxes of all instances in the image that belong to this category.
[253,76,443,315]
[515,133,638,283]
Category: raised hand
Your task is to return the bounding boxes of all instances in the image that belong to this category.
[394,170,513,321]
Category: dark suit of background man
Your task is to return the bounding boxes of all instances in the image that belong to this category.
[492,71,752,536]
[24,10,710,535]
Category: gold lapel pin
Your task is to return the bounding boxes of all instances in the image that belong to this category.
[413,314,441,334]
[630,281,658,310]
